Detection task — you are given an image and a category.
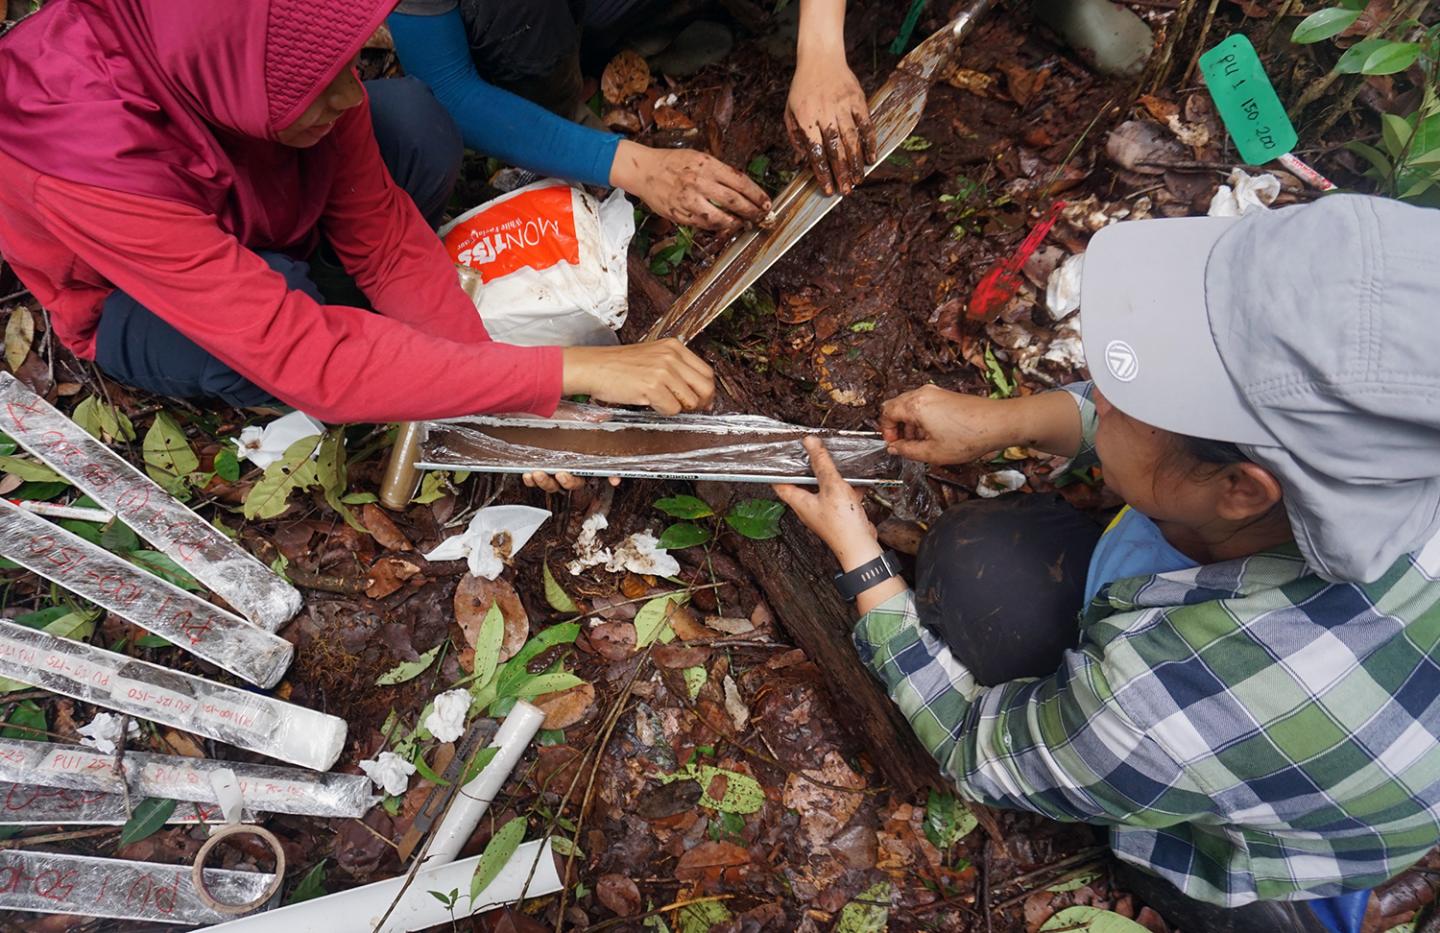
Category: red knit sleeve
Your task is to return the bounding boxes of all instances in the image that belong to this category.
[32,177,562,423]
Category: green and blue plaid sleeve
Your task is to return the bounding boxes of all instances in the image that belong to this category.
[854,590,1209,827]
[1058,381,1099,470]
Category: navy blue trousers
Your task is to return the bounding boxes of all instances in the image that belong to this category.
[93,77,463,409]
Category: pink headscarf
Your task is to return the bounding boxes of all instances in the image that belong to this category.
[0,0,394,250]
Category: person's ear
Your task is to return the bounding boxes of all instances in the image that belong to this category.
[1216,462,1284,521]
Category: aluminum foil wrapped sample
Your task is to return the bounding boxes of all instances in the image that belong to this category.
[0,501,293,687]
[419,402,902,485]
[0,739,374,818]
[0,783,255,825]
[0,619,346,771]
[0,373,302,632]
[0,849,273,924]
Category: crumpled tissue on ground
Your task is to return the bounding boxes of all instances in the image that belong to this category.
[76,712,139,755]
[423,505,550,580]
[1045,253,1084,320]
[976,469,1028,498]
[424,689,472,744]
[568,513,681,578]
[359,751,415,796]
[1207,168,1281,217]
[235,410,326,469]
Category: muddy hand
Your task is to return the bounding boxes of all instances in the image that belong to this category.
[610,140,769,231]
[772,436,878,566]
[785,58,876,196]
[561,339,715,416]
[879,386,1006,465]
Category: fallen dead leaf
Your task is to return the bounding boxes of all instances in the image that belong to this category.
[533,682,596,730]
[454,574,528,664]
[652,105,694,130]
[603,108,641,133]
[1105,120,1186,174]
[946,66,995,95]
[777,291,825,324]
[4,306,34,373]
[782,751,866,848]
[602,50,650,104]
[1024,891,1057,932]
[1137,93,1179,123]
[585,621,636,660]
[361,504,412,552]
[366,556,421,599]
[674,840,750,881]
[722,674,749,732]
[703,616,754,636]
[595,873,641,917]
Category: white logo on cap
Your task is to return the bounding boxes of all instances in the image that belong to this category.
[1105,340,1139,382]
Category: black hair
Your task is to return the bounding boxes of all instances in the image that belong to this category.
[1178,435,1250,468]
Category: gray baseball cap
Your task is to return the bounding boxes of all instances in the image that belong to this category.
[1079,194,1440,583]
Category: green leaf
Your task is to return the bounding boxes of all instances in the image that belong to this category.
[135,634,173,649]
[0,455,64,484]
[43,610,98,641]
[543,563,578,613]
[316,429,367,534]
[58,519,102,546]
[984,344,1015,398]
[341,491,379,504]
[2,700,45,740]
[128,551,202,591]
[214,446,241,483]
[285,860,328,905]
[143,412,198,495]
[1344,140,1394,179]
[548,835,583,857]
[923,790,979,849]
[375,643,442,686]
[489,623,582,696]
[835,881,890,933]
[11,481,69,501]
[459,745,500,785]
[99,520,140,553]
[1039,906,1150,933]
[682,666,707,699]
[695,765,764,814]
[654,495,714,519]
[469,816,526,905]
[658,522,711,550]
[724,500,785,540]
[14,606,75,629]
[635,594,683,648]
[1290,7,1362,43]
[1047,870,1103,893]
[1382,113,1414,159]
[900,134,932,151]
[242,434,321,520]
[1334,37,1390,74]
[504,671,584,699]
[119,798,177,847]
[473,603,505,691]
[72,396,136,443]
[412,471,449,505]
[1359,40,1421,75]
[678,900,732,933]
[413,751,451,787]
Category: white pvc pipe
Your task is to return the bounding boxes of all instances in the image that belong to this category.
[427,700,545,862]
[206,840,562,933]
[7,498,113,523]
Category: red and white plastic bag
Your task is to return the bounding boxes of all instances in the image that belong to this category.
[440,180,633,347]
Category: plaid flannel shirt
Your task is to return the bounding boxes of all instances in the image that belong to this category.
[855,382,1440,906]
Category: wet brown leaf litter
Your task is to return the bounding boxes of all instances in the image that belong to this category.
[2,0,1440,930]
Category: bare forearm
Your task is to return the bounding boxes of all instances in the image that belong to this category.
[1003,391,1084,458]
[797,0,847,60]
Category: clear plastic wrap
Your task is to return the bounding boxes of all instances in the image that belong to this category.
[0,619,346,771]
[0,783,254,824]
[0,501,293,687]
[419,402,902,485]
[0,373,302,631]
[0,739,374,818]
[0,848,273,924]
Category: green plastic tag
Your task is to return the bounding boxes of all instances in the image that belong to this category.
[1199,34,1298,165]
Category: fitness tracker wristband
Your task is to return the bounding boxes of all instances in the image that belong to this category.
[832,551,903,602]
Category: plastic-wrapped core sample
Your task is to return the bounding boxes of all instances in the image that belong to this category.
[0,619,346,770]
[419,402,902,485]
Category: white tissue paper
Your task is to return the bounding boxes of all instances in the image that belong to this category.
[359,751,416,797]
[976,469,1028,498]
[423,689,472,744]
[76,713,140,755]
[1207,168,1280,218]
[567,513,679,577]
[236,410,326,469]
[1044,253,1084,321]
[423,505,551,580]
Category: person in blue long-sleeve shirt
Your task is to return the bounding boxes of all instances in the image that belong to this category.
[388,0,874,230]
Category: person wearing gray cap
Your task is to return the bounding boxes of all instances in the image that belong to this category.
[774,194,1440,932]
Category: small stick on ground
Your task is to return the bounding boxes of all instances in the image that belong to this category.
[1180,0,1223,86]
